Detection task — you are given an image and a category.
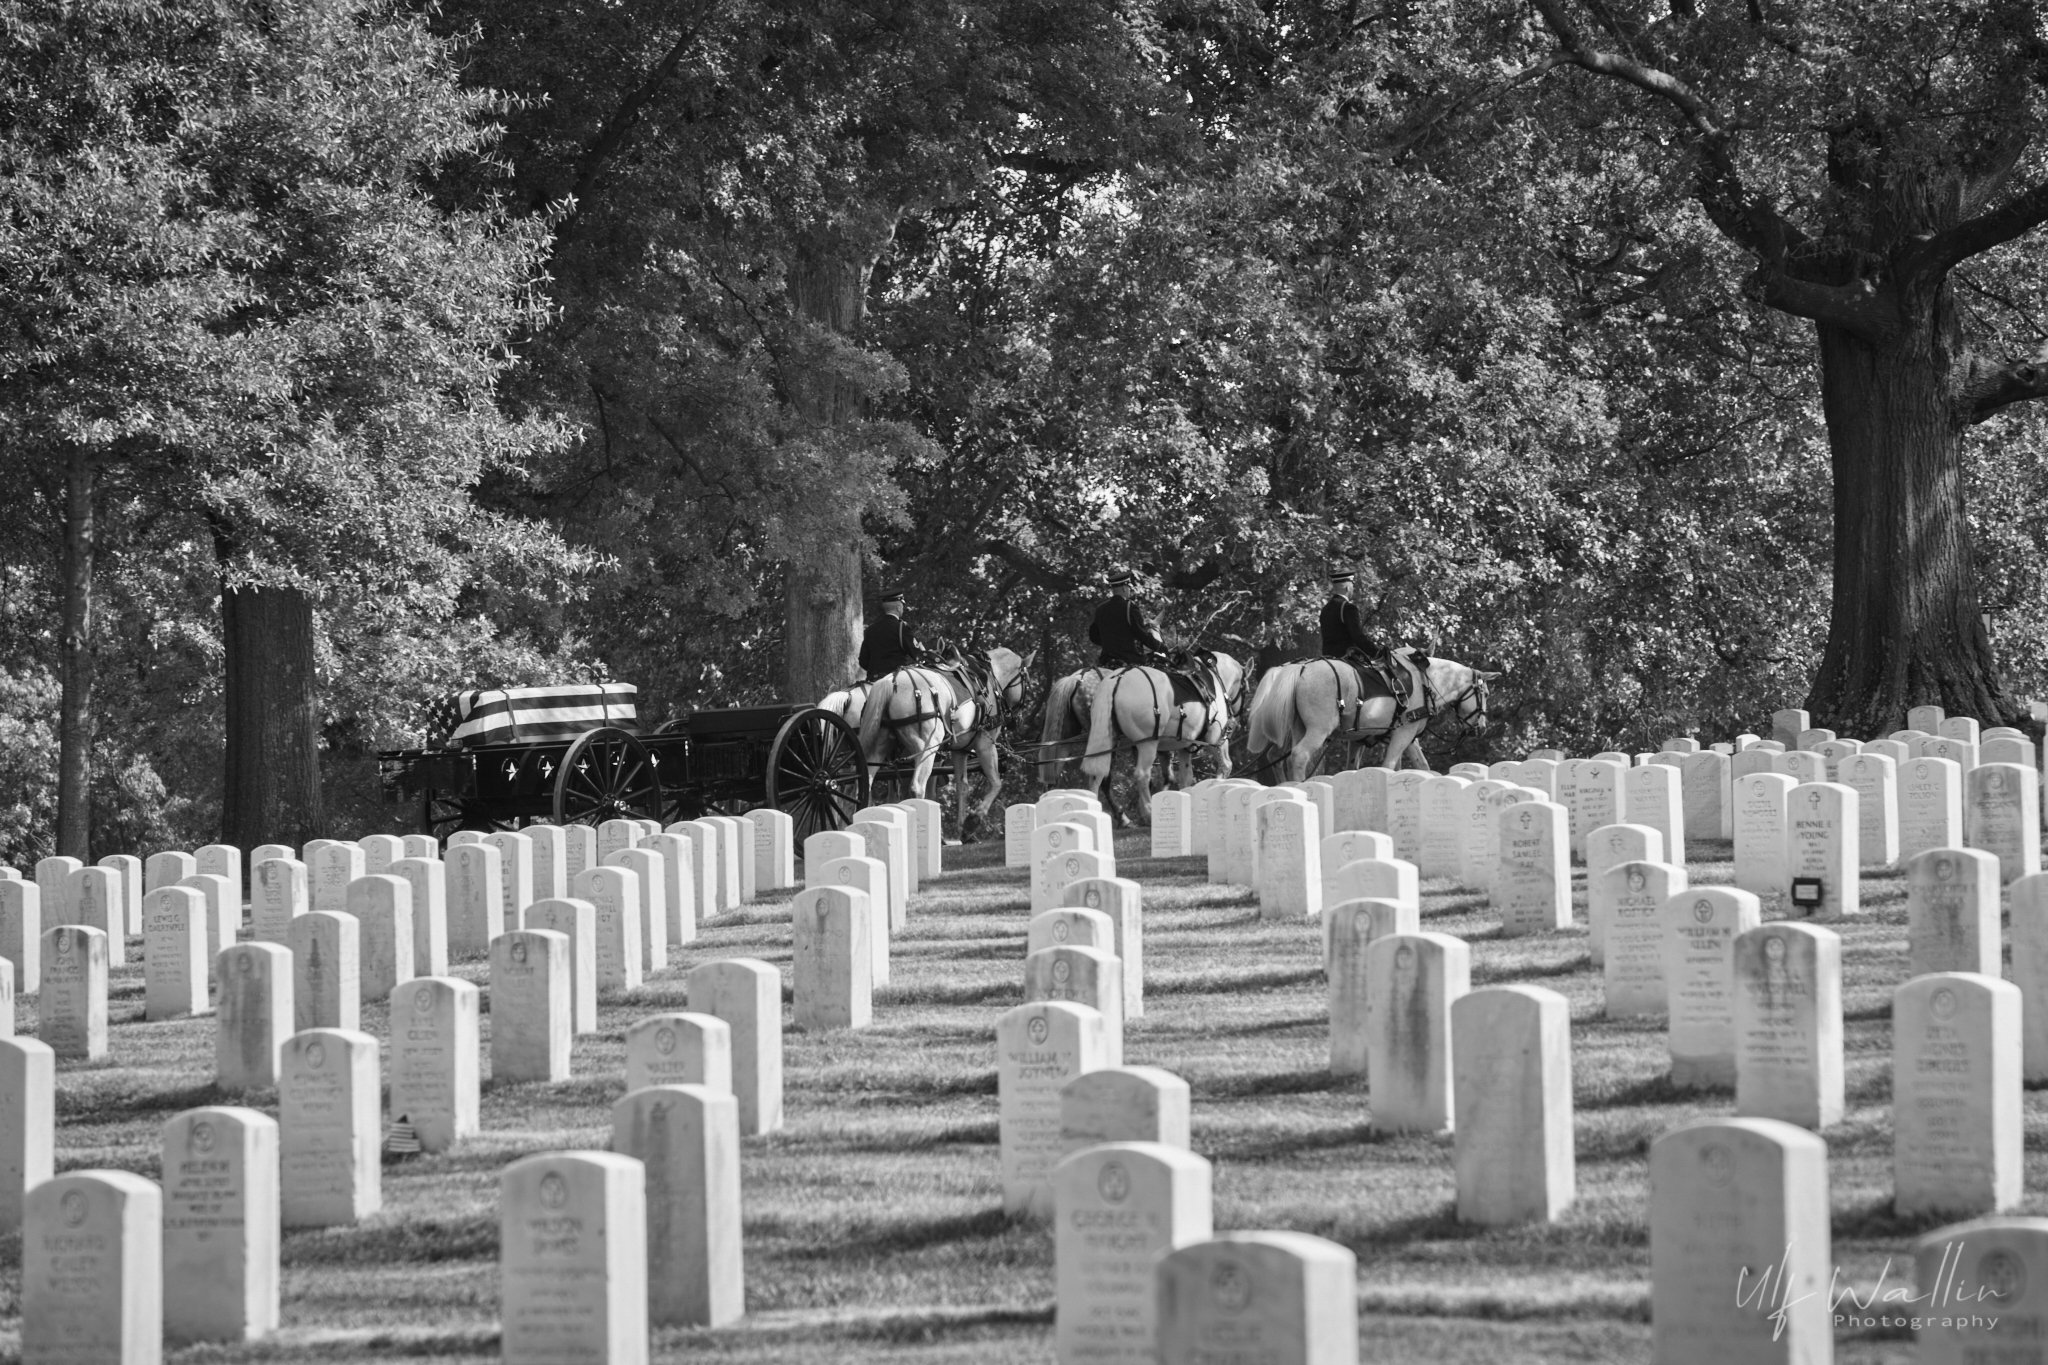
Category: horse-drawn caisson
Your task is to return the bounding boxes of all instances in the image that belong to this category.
[377,682,874,841]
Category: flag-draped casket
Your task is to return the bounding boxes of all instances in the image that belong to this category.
[429,684,639,748]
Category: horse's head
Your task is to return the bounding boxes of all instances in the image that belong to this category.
[1208,652,1250,714]
[1442,664,1499,734]
[988,646,1033,710]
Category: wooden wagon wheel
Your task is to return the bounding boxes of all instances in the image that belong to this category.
[553,726,665,826]
[766,707,869,842]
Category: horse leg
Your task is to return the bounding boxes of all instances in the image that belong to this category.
[1377,719,1427,770]
[973,732,1001,823]
[1132,740,1160,825]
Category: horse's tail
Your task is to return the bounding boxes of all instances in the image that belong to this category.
[1039,673,1081,783]
[1080,673,1122,784]
[1247,663,1303,756]
[858,672,896,760]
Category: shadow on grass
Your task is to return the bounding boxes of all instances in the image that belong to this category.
[56,1078,229,1122]
[769,1204,1021,1261]
[1144,1010,1326,1039]
[1832,1193,1968,1242]
[1198,1067,1343,1099]
[1576,1071,1699,1111]
[1149,966,1324,995]
[1208,1119,1412,1162]
[809,1069,998,1099]
[284,1212,498,1266]
[810,1119,1001,1152]
[1472,954,1590,984]
[881,980,1021,1007]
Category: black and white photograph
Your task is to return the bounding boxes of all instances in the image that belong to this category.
[6,0,2048,1360]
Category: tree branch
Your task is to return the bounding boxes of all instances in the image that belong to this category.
[1747,268,1897,343]
[1912,173,2048,278]
[547,5,718,239]
[1961,348,2048,424]
[1532,0,1813,266]
[971,539,1083,593]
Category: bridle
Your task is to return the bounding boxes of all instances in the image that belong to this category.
[1427,673,1490,740]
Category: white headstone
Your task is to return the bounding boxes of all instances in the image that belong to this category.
[176,872,234,965]
[215,942,291,1089]
[97,853,142,937]
[817,854,890,988]
[279,1028,380,1226]
[389,977,480,1152]
[1367,932,1469,1133]
[250,856,307,945]
[848,817,909,931]
[490,929,572,1082]
[746,808,798,892]
[1785,781,1859,921]
[288,910,358,1032]
[344,873,414,1003]
[1026,945,1124,1067]
[1733,922,1844,1129]
[604,847,669,974]
[443,842,503,959]
[1966,762,2042,883]
[1255,799,1320,921]
[1326,898,1418,1076]
[144,885,210,1020]
[1492,800,1569,935]
[523,898,598,1035]
[1386,770,1429,863]
[1452,985,1574,1224]
[1907,846,2002,976]
[1620,761,1685,869]
[22,1170,161,1362]
[685,958,783,1135]
[525,824,568,902]
[1900,755,1966,862]
[161,1105,279,1344]
[1005,803,1039,867]
[1054,1141,1212,1364]
[34,854,83,927]
[306,843,364,917]
[498,1152,647,1365]
[640,832,696,948]
[1060,878,1144,1019]
[1599,861,1687,1017]
[1583,824,1664,966]
[1913,1217,2048,1363]
[69,865,124,965]
[1151,789,1192,858]
[1649,1117,1830,1362]
[571,866,643,992]
[1664,887,1762,1090]
[1892,972,2022,1217]
[40,924,108,1061]
[1153,1232,1359,1365]
[145,848,198,897]
[561,823,598,884]
[1060,1066,1193,1156]
[0,879,39,995]
[793,886,873,1031]
[997,1000,1109,1217]
[0,1037,54,1233]
[484,831,535,924]
[386,855,449,978]
[611,1084,742,1327]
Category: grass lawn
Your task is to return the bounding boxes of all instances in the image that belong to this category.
[0,819,2018,1363]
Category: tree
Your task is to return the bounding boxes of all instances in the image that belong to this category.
[2,0,582,852]
[1497,0,2048,732]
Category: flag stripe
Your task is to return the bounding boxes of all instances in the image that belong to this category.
[440,684,640,748]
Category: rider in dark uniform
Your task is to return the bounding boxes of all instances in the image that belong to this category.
[858,587,921,679]
[1319,569,1379,662]
[1088,571,1165,668]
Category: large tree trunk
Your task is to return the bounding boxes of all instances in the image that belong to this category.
[1805,310,2017,735]
[780,216,896,701]
[55,450,95,860]
[221,582,324,848]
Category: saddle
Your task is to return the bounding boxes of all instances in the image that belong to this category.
[1164,651,1220,712]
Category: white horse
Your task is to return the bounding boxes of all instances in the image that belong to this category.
[1246,652,1497,782]
[1037,666,1111,786]
[1077,652,1249,825]
[851,647,1033,832]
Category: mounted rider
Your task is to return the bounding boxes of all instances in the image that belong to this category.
[1321,563,1436,722]
[1090,568,1223,713]
[1089,570,1165,668]
[858,587,923,680]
